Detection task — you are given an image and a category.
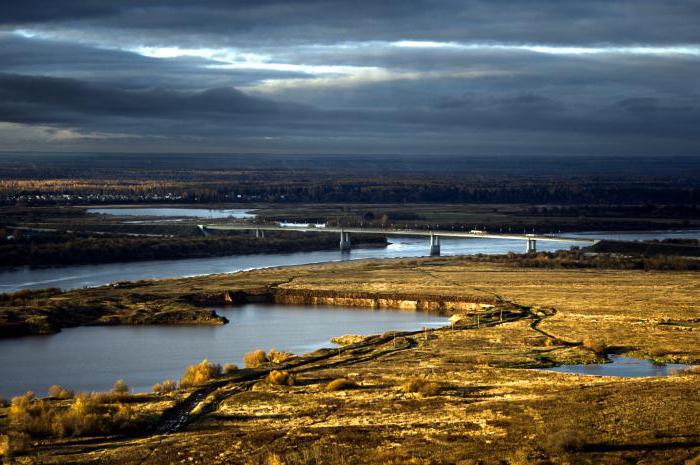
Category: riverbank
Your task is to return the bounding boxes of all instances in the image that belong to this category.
[0,255,698,464]
[2,252,700,354]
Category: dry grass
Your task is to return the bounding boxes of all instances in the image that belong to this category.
[180,359,222,387]
[266,370,296,386]
[325,378,359,392]
[48,385,74,400]
[152,379,178,394]
[268,349,293,364]
[244,350,269,368]
[4,258,700,463]
[401,378,442,397]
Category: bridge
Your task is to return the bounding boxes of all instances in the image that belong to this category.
[197,224,599,255]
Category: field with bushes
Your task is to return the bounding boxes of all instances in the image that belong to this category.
[0,256,699,464]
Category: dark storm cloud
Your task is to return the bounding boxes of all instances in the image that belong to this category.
[3,1,700,45]
[0,34,309,89]
[0,1,699,154]
[2,72,698,146]
[0,73,312,124]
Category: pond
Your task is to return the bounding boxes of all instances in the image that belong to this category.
[0,303,448,398]
[543,354,696,378]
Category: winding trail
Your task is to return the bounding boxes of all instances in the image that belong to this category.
[150,305,529,439]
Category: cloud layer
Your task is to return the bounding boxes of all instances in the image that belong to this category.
[0,1,699,154]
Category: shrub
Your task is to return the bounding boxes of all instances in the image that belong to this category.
[674,366,700,376]
[0,397,8,408]
[52,393,104,437]
[52,393,154,437]
[325,378,358,392]
[522,336,547,346]
[267,348,293,364]
[223,363,239,374]
[244,350,269,368]
[180,359,222,387]
[330,334,366,346]
[48,384,74,400]
[9,393,53,436]
[8,391,154,439]
[581,337,607,356]
[402,378,442,397]
[0,432,29,457]
[112,379,130,395]
[544,429,585,454]
[266,370,296,386]
[0,434,8,457]
[152,379,178,394]
[463,354,489,366]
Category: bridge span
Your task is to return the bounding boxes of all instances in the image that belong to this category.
[198,224,598,255]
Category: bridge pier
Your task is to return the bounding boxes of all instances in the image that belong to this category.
[339,230,351,251]
[429,233,441,256]
[255,228,265,239]
[526,239,537,253]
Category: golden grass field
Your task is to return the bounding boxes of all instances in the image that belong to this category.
[1,256,699,464]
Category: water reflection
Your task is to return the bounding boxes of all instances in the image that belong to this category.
[543,355,695,378]
[0,303,448,397]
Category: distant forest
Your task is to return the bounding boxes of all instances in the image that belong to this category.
[1,153,699,206]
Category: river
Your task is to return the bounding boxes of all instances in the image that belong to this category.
[2,229,699,293]
[1,207,698,397]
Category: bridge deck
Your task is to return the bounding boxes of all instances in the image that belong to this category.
[200,224,598,244]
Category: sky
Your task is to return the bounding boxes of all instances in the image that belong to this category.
[0,1,699,155]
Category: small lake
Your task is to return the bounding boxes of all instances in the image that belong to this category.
[87,207,256,219]
[0,304,448,398]
[544,355,696,378]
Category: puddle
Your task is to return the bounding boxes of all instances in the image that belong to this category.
[543,355,695,378]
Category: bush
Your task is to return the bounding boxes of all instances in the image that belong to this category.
[0,434,9,457]
[48,385,74,400]
[267,348,293,364]
[0,397,8,408]
[180,359,222,387]
[325,378,358,392]
[544,429,585,454]
[223,363,239,374]
[402,378,442,397]
[266,370,296,386]
[52,393,154,437]
[8,390,154,439]
[9,392,53,437]
[330,334,366,346]
[0,432,29,457]
[51,393,104,437]
[152,379,178,394]
[244,350,269,368]
[674,366,700,376]
[112,379,130,395]
[581,337,607,356]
